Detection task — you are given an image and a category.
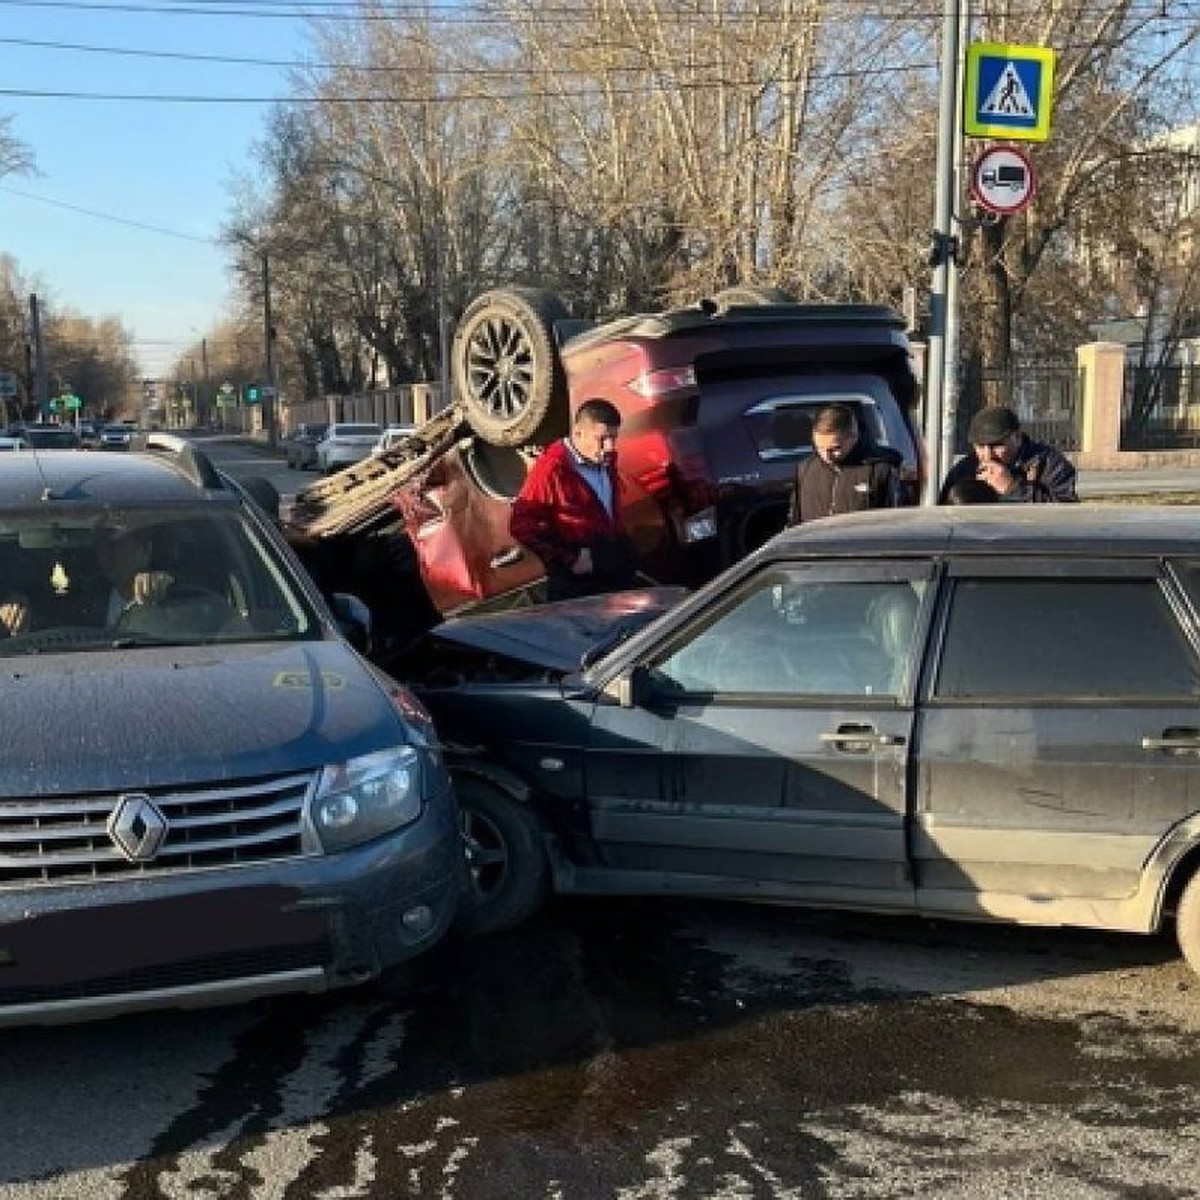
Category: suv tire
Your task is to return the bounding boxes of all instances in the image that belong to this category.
[452,287,571,447]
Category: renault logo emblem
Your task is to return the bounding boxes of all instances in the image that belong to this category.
[108,794,169,862]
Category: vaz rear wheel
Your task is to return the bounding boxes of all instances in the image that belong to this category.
[1174,868,1200,977]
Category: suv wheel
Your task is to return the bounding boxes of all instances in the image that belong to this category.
[455,776,549,934]
[452,287,571,447]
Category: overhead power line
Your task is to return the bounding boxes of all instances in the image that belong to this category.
[3,9,1196,75]
[0,0,1195,17]
[0,184,219,242]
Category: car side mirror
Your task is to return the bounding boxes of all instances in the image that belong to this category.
[240,475,281,524]
[604,663,651,708]
[330,592,372,655]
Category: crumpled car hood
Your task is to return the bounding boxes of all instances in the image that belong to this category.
[430,586,688,672]
[0,641,406,795]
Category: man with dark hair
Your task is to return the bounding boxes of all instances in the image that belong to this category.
[939,405,1077,503]
[786,403,903,525]
[510,398,638,601]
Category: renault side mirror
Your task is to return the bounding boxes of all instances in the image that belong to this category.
[330,592,372,655]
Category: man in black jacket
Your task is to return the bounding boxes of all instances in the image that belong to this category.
[787,404,903,525]
[939,406,1077,503]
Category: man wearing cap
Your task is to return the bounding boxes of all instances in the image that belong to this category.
[939,405,1078,503]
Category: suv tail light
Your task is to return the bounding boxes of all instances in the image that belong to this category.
[664,425,716,514]
[628,365,697,397]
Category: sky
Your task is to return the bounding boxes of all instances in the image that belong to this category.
[0,0,316,378]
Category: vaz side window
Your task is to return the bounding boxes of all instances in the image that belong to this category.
[935,576,1200,700]
[651,572,926,699]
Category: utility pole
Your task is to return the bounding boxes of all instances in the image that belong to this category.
[262,252,277,446]
[29,293,48,417]
[922,0,969,505]
[201,337,210,428]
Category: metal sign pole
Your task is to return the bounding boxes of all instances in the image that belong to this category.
[923,0,968,506]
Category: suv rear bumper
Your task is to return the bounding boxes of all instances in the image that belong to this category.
[0,782,461,1025]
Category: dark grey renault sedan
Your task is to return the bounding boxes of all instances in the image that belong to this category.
[409,504,1200,976]
[0,437,461,1024]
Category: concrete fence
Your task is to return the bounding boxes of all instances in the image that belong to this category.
[281,382,445,433]
[1073,343,1200,470]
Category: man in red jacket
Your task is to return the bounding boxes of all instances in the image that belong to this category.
[510,398,638,602]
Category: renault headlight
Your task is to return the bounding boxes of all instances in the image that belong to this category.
[310,746,425,852]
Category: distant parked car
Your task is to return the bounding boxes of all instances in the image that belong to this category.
[284,422,329,470]
[316,423,383,474]
[373,424,416,456]
[77,422,100,449]
[0,434,28,452]
[98,423,133,450]
[24,424,80,449]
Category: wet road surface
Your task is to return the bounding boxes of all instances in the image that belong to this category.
[1,898,1198,1199]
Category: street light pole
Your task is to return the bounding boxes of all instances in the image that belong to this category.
[29,293,48,417]
[201,337,210,427]
[262,251,277,446]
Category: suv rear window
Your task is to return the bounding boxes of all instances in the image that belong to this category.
[744,394,894,463]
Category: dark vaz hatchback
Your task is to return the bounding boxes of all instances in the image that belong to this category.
[0,438,461,1025]
[409,505,1200,976]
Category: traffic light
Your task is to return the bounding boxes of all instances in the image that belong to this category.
[245,384,260,404]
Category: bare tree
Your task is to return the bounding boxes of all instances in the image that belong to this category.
[0,114,33,182]
[229,0,1200,411]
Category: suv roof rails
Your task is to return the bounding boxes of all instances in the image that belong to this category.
[144,432,225,491]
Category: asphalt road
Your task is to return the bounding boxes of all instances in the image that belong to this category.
[1,899,1197,1200]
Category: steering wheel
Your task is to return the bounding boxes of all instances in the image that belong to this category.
[113,585,237,638]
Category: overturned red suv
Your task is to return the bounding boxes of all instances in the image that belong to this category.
[285,285,923,658]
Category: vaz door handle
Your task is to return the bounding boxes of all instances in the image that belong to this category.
[1142,728,1200,752]
[820,725,907,750]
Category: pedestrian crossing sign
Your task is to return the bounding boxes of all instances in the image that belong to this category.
[964,42,1056,142]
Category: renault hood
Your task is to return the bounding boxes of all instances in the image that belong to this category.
[0,640,410,795]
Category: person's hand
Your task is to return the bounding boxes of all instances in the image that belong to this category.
[976,460,1016,495]
[130,571,174,605]
[0,594,30,635]
[571,548,594,577]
